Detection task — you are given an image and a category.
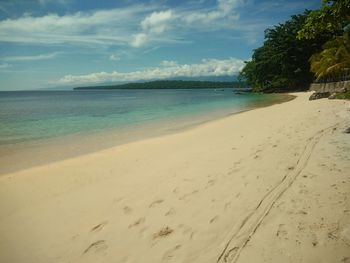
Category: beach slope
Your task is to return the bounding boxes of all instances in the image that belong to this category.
[0,92,349,263]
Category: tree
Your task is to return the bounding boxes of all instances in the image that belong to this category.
[298,0,350,83]
[310,31,350,81]
[239,11,332,92]
[297,0,350,40]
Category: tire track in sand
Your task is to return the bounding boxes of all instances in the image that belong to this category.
[217,123,342,263]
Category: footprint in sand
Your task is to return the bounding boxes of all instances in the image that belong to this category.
[165,207,176,216]
[83,240,108,254]
[149,199,164,208]
[113,197,124,204]
[153,227,174,239]
[276,224,288,239]
[90,221,108,233]
[297,210,308,215]
[224,202,232,211]
[299,189,308,194]
[179,190,199,201]
[206,179,216,188]
[311,233,318,247]
[162,245,182,261]
[227,168,240,176]
[189,231,196,240]
[128,217,145,228]
[139,226,148,235]
[179,224,192,235]
[123,206,133,215]
[178,224,196,240]
[183,178,193,182]
[210,215,219,224]
[234,160,241,166]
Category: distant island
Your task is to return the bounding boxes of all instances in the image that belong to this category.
[74,80,248,90]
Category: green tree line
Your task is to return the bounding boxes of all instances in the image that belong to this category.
[74,80,247,90]
[240,0,350,92]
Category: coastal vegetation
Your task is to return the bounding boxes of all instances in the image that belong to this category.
[309,32,350,82]
[335,89,350,99]
[240,0,350,92]
[74,80,246,90]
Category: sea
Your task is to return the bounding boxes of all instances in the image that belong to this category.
[0,89,291,173]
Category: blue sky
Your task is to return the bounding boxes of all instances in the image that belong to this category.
[0,0,320,90]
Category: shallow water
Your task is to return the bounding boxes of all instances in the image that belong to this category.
[0,89,286,146]
[0,89,292,174]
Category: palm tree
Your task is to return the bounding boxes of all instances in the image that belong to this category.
[310,31,350,82]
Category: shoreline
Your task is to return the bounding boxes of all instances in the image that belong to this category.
[0,93,294,175]
[0,92,349,263]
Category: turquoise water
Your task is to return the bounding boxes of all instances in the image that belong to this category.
[0,89,286,146]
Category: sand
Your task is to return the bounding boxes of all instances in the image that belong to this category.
[0,92,349,263]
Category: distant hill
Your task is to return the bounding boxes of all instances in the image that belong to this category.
[166,76,238,82]
[74,80,248,90]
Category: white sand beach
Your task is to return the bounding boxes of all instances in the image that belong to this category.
[0,92,349,263]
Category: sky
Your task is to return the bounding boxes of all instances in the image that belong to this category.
[0,0,321,90]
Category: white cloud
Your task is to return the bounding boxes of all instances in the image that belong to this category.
[38,0,69,6]
[160,60,178,67]
[131,10,174,48]
[55,57,244,85]
[0,0,252,60]
[109,54,121,61]
[0,5,154,46]
[141,10,173,34]
[0,0,244,49]
[130,0,243,47]
[0,62,12,69]
[182,0,242,24]
[130,33,148,48]
[4,52,58,61]
[218,0,243,13]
